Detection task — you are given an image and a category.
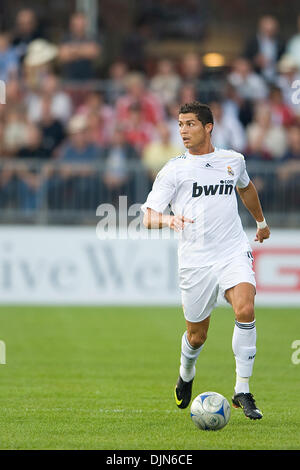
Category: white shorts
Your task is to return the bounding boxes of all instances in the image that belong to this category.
[179,252,256,323]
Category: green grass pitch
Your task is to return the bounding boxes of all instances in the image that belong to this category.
[0,305,299,450]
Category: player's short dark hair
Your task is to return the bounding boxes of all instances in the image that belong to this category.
[179,101,214,127]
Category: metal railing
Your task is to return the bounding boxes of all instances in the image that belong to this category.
[0,159,150,225]
[0,159,299,227]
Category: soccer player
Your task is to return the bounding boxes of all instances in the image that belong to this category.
[141,101,270,420]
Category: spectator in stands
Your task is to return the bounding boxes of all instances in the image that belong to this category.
[122,102,156,152]
[3,77,23,110]
[77,91,115,146]
[47,114,103,209]
[26,73,73,125]
[285,14,300,71]
[178,82,197,105]
[276,54,300,117]
[179,52,214,102]
[209,100,246,153]
[142,122,182,181]
[278,125,300,171]
[227,57,269,127]
[102,125,140,205]
[227,57,269,102]
[16,124,49,209]
[0,32,19,82]
[246,102,287,160]
[116,72,164,126]
[222,82,245,123]
[86,111,110,148]
[3,107,28,156]
[243,15,285,83]
[58,114,102,164]
[12,8,44,63]
[120,17,152,72]
[1,124,47,210]
[180,52,202,84]
[277,125,300,210]
[246,102,287,209]
[38,97,65,158]
[58,11,102,81]
[76,91,104,118]
[268,85,295,127]
[106,60,129,104]
[17,122,48,159]
[23,39,58,89]
[150,58,182,106]
[0,77,23,134]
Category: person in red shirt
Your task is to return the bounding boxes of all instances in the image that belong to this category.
[268,85,296,127]
[122,102,156,153]
[116,72,164,126]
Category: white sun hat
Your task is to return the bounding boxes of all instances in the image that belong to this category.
[68,114,88,134]
[24,39,58,67]
[278,54,298,73]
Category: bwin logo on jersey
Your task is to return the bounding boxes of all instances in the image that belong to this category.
[192,180,233,197]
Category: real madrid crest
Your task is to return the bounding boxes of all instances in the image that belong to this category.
[227,166,234,176]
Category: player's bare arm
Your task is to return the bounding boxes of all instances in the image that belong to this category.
[143,208,194,232]
[237,181,270,243]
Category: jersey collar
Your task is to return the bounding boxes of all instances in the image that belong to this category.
[186,148,217,159]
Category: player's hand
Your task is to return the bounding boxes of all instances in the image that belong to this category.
[254,226,270,243]
[168,215,194,232]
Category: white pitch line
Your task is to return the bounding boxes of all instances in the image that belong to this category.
[20,408,179,414]
[98,409,179,414]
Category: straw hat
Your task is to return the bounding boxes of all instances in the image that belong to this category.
[24,39,58,67]
[68,114,88,134]
[278,54,298,73]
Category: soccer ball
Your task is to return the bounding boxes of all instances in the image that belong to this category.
[190,391,231,431]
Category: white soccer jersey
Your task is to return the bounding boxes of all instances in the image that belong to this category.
[141,148,252,268]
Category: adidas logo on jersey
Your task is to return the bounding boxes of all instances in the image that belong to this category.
[205,163,213,168]
[192,180,234,197]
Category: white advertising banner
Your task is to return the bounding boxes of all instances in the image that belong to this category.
[0,226,299,307]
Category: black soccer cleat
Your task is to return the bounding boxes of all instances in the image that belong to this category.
[232,392,263,420]
[174,376,194,409]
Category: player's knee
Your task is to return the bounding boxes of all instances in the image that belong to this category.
[235,302,255,323]
[188,330,207,349]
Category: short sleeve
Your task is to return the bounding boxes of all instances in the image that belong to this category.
[236,156,250,189]
[141,163,176,214]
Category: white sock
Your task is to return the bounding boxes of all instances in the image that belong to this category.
[180,331,203,382]
[235,375,249,394]
[232,319,256,394]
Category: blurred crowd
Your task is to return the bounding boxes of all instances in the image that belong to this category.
[0,9,300,211]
